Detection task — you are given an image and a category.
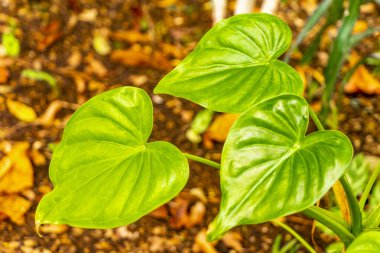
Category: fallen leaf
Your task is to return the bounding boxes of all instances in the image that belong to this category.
[111,48,172,71]
[93,34,111,56]
[0,157,12,179]
[78,9,98,22]
[85,56,108,77]
[221,231,243,252]
[194,229,219,253]
[0,67,9,83]
[39,224,69,234]
[36,21,62,52]
[29,148,46,166]
[203,113,240,149]
[67,51,82,68]
[169,197,190,229]
[353,20,368,34]
[190,187,208,203]
[160,42,185,59]
[37,100,78,126]
[128,74,148,86]
[345,52,380,94]
[0,142,33,194]
[149,205,169,219]
[111,30,152,43]
[0,195,31,225]
[6,99,37,122]
[189,201,206,226]
[157,0,178,8]
[296,65,324,89]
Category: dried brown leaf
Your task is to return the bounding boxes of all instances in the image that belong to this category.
[111,30,152,43]
[0,142,33,194]
[194,229,219,253]
[111,48,172,71]
[0,195,31,225]
[0,67,9,83]
[221,231,243,252]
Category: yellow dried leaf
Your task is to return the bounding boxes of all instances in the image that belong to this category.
[30,149,46,166]
[0,157,12,179]
[353,20,368,34]
[6,99,37,122]
[0,195,31,225]
[157,0,178,8]
[204,113,240,143]
[345,52,380,94]
[296,65,324,89]
[333,182,351,223]
[0,142,33,194]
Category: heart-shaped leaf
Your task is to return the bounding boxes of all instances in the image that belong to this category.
[154,13,303,113]
[207,95,353,240]
[346,231,380,253]
[36,87,189,228]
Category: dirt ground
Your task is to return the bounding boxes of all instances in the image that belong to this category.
[0,0,379,252]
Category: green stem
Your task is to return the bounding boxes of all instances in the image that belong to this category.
[272,220,317,253]
[183,153,220,169]
[340,176,362,236]
[302,206,355,246]
[308,105,325,131]
[359,164,380,211]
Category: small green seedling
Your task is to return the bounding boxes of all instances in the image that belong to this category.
[36,14,380,251]
[21,69,57,88]
[1,21,20,57]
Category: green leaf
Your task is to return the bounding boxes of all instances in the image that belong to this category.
[345,154,370,196]
[36,87,189,228]
[207,95,353,240]
[326,242,344,253]
[154,13,303,113]
[346,231,380,253]
[364,203,380,229]
[370,183,380,212]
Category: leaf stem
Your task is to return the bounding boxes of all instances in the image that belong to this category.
[359,164,380,211]
[308,105,325,131]
[340,176,362,236]
[183,153,220,169]
[272,220,317,253]
[302,206,355,246]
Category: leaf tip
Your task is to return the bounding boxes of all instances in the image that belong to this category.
[35,220,44,237]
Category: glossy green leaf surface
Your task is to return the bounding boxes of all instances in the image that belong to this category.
[346,231,380,253]
[364,203,380,229]
[154,13,303,113]
[36,87,189,228]
[207,95,353,240]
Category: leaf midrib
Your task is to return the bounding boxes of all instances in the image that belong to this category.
[225,141,302,218]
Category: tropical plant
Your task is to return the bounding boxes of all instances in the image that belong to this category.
[36,13,380,251]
